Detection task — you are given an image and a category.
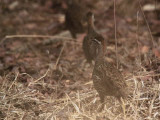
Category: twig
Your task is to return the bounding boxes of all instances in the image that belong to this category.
[3,34,80,45]
[5,35,74,40]
[8,72,19,91]
[65,93,81,113]
[155,0,158,18]
[29,67,50,84]
[138,0,158,76]
[0,37,6,45]
[121,98,126,119]
[136,10,141,65]
[114,0,118,69]
[65,93,94,120]
[149,92,158,117]
[54,42,66,70]
[138,0,155,47]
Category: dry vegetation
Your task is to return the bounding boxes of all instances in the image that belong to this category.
[0,0,160,120]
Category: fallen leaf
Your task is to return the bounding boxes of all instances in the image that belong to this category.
[141,46,149,54]
[153,48,160,58]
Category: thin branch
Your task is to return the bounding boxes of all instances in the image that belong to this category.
[31,67,50,84]
[8,72,19,91]
[136,10,141,65]
[114,0,118,69]
[5,35,75,40]
[155,0,158,18]
[54,42,66,70]
[149,92,158,117]
[0,37,6,45]
[138,0,155,47]
[2,34,81,46]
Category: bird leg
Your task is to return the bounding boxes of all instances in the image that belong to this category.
[117,96,126,116]
[71,32,76,39]
[98,94,105,112]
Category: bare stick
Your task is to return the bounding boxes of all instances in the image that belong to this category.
[114,0,118,69]
[31,67,50,84]
[136,10,141,65]
[2,34,81,46]
[54,42,66,70]
[155,0,158,17]
[149,92,157,117]
[5,35,75,41]
[138,0,155,47]
[8,72,19,91]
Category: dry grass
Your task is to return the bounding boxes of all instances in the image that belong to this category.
[0,57,159,120]
[0,0,160,120]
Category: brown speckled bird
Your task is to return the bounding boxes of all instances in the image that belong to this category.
[92,39,128,111]
[65,0,87,38]
[82,12,105,63]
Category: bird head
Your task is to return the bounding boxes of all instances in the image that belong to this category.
[86,12,95,25]
[67,0,79,6]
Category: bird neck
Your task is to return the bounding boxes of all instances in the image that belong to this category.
[87,20,96,34]
[95,45,105,62]
[95,55,104,64]
[102,40,106,55]
[68,0,79,6]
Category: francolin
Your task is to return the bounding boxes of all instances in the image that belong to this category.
[91,34,128,111]
[65,0,87,38]
[83,12,105,63]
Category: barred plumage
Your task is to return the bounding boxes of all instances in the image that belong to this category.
[65,0,87,38]
[91,37,128,111]
[82,12,105,63]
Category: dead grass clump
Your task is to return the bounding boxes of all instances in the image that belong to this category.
[0,0,160,120]
[0,65,159,120]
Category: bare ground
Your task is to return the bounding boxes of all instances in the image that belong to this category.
[0,0,160,120]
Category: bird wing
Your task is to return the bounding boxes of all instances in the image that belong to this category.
[67,4,85,32]
[102,61,127,90]
[82,36,92,62]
